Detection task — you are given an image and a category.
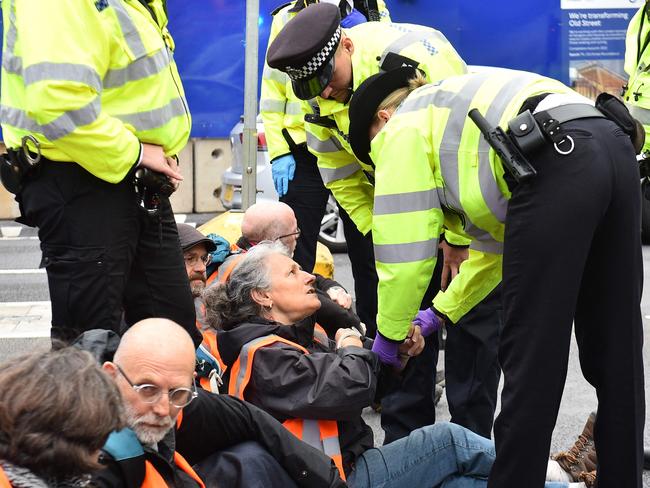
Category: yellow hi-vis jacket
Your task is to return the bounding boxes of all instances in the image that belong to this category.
[371,68,574,341]
[228,327,346,480]
[624,4,650,153]
[305,22,468,235]
[0,0,191,183]
[260,1,391,162]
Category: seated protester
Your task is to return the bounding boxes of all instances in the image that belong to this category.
[0,347,124,487]
[93,318,344,488]
[215,201,362,338]
[177,223,226,393]
[207,242,582,488]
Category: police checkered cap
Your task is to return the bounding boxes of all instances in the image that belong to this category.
[285,28,340,81]
[267,3,342,79]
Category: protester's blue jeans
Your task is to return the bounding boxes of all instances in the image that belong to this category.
[347,423,570,488]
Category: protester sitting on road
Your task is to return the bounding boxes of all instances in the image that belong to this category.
[205,242,582,488]
[215,201,362,337]
[0,346,124,487]
[92,318,345,488]
[176,223,226,393]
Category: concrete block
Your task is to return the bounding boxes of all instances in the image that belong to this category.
[193,138,232,213]
[0,186,20,220]
[169,142,194,214]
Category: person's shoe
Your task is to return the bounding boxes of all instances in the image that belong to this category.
[552,412,598,481]
[577,470,596,488]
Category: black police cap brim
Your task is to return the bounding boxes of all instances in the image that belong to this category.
[348,66,420,166]
[292,55,335,100]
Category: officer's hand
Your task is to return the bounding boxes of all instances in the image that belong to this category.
[327,286,352,309]
[140,143,183,181]
[439,240,468,291]
[166,156,181,190]
[272,154,296,197]
[399,324,425,357]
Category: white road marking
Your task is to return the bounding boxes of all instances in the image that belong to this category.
[0,226,21,237]
[0,269,45,274]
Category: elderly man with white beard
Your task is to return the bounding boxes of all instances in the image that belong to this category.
[92,318,345,488]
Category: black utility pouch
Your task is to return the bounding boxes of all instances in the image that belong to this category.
[596,92,645,152]
[507,110,547,156]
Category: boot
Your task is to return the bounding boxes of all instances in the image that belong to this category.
[577,470,596,488]
[552,412,598,481]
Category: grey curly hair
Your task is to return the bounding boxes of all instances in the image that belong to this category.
[203,241,290,330]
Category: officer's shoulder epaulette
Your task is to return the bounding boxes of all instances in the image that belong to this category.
[271,1,293,16]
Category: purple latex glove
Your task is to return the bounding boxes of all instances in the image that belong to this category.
[371,332,402,368]
[412,308,442,337]
[340,8,367,28]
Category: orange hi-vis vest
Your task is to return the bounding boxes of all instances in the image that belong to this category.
[228,330,345,479]
[0,466,10,488]
[139,411,204,488]
[194,297,227,393]
[141,452,204,488]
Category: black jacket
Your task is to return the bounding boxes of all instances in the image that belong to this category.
[218,317,383,475]
[92,390,345,488]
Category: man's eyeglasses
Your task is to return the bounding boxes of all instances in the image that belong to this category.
[114,364,197,408]
[275,227,301,241]
[184,253,212,267]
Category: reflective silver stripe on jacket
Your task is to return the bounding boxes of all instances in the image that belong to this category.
[379,24,446,66]
[232,335,281,398]
[262,65,289,84]
[307,132,344,153]
[476,72,538,224]
[319,162,363,184]
[108,0,147,59]
[103,48,171,88]
[374,189,439,216]
[285,101,304,116]
[2,0,21,74]
[627,103,650,126]
[470,239,504,255]
[260,99,286,113]
[24,62,103,92]
[114,97,186,130]
[299,420,342,456]
[0,98,100,140]
[374,238,439,264]
[322,433,342,457]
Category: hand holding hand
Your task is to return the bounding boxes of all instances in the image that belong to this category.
[412,308,443,338]
[399,324,425,358]
[371,332,402,369]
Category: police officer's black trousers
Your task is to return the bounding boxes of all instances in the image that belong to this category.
[445,284,503,439]
[280,145,329,273]
[488,119,645,488]
[18,161,201,347]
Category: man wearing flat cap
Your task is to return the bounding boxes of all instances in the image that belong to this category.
[267,2,505,446]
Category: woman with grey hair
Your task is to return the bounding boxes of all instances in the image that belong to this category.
[0,346,124,487]
[204,243,581,488]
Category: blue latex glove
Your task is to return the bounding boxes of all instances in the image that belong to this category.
[272,154,296,197]
[371,332,402,368]
[341,8,367,28]
[412,308,443,337]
